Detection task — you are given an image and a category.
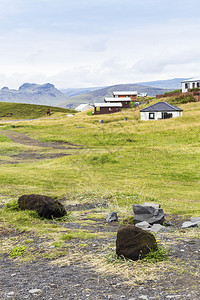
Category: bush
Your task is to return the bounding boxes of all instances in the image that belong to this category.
[170,95,196,104]
[164,89,182,95]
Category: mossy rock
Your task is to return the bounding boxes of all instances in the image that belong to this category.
[116,225,157,261]
[18,194,67,219]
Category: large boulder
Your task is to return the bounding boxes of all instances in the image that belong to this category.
[116,225,157,261]
[18,194,67,219]
[133,204,165,225]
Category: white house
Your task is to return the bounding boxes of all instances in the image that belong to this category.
[181,78,200,93]
[140,102,183,121]
[75,103,93,112]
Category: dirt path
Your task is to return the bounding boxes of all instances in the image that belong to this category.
[0,130,82,150]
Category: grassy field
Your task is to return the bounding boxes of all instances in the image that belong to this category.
[0,100,199,217]
[0,102,76,120]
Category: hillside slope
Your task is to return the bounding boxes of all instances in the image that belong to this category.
[60,83,170,108]
[0,102,75,120]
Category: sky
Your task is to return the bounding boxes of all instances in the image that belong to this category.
[0,0,200,89]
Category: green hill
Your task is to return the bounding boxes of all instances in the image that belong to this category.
[0,102,76,120]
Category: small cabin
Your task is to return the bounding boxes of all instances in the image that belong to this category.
[104,97,131,108]
[75,103,93,112]
[113,91,138,101]
[182,78,200,93]
[140,102,183,121]
[93,102,122,114]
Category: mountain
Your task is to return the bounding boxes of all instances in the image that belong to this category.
[0,83,68,107]
[60,83,172,108]
[137,78,187,90]
[61,87,105,98]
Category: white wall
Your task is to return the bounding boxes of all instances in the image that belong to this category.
[182,81,200,92]
[141,111,182,121]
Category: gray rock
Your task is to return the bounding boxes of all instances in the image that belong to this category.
[133,204,165,225]
[106,212,118,223]
[191,216,200,224]
[99,119,103,123]
[182,221,198,228]
[29,289,42,294]
[135,221,151,230]
[150,224,169,233]
[144,202,160,209]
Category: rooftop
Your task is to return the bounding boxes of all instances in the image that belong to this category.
[113,91,138,96]
[104,97,131,102]
[140,102,183,112]
[181,77,200,83]
[94,102,122,107]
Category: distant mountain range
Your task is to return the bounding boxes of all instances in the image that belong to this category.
[60,78,187,108]
[0,83,68,107]
[0,78,187,108]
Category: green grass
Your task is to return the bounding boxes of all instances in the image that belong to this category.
[0,102,76,120]
[0,101,199,216]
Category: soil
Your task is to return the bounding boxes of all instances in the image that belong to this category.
[0,204,200,300]
[0,130,200,299]
[0,130,82,149]
[0,130,83,164]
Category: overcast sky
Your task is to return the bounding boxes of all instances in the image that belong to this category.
[0,0,200,89]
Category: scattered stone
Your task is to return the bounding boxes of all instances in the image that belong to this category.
[18,194,67,219]
[135,221,151,230]
[99,120,103,123]
[66,114,74,117]
[7,292,15,296]
[182,221,198,228]
[139,296,148,300]
[116,225,157,261]
[124,117,127,121]
[106,212,118,223]
[191,216,200,223]
[181,216,200,228]
[164,221,174,226]
[150,223,169,233]
[144,202,160,209]
[29,289,42,294]
[133,204,165,225]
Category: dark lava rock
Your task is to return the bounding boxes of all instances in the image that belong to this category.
[133,204,165,225]
[116,225,157,261]
[18,194,66,219]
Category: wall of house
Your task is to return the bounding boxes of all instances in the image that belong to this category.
[94,107,121,114]
[182,81,200,92]
[114,95,137,101]
[141,111,182,121]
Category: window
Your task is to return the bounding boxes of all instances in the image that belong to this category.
[149,113,155,119]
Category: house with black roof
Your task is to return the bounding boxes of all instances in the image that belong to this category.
[140,102,183,121]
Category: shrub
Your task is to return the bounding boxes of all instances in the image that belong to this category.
[10,246,26,258]
[170,95,196,104]
[164,89,182,95]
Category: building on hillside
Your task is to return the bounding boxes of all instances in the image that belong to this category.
[181,78,200,93]
[93,102,122,114]
[75,103,93,112]
[138,92,147,97]
[104,97,131,108]
[113,91,138,101]
[140,102,183,121]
